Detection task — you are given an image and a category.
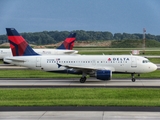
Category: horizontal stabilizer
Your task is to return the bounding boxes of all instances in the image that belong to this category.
[4,58,25,62]
[62,50,78,54]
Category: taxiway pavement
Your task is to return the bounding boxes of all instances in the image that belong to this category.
[0,78,159,88]
[1,111,160,120]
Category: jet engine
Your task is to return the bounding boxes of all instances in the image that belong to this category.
[96,70,112,80]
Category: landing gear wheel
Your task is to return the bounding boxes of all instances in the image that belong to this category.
[80,77,86,83]
[132,78,136,82]
[131,73,136,82]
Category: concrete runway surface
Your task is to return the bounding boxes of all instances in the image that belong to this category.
[0,78,160,88]
[0,111,160,120]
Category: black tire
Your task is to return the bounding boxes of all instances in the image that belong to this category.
[132,78,136,82]
[80,77,86,83]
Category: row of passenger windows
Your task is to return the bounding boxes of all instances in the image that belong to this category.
[47,60,128,64]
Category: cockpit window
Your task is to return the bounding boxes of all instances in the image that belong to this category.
[142,60,150,63]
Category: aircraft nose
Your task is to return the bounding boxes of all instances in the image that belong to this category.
[151,64,157,71]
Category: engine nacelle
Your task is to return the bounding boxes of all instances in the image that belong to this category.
[96,70,112,80]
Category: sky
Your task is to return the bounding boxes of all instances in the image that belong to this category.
[1,0,160,35]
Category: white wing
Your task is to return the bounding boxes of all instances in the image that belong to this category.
[58,63,115,71]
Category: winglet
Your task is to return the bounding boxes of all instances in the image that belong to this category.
[6,28,39,56]
[57,33,76,50]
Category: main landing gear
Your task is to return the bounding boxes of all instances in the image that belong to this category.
[80,72,87,83]
[80,76,86,83]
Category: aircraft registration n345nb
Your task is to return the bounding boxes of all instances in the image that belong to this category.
[4,28,157,83]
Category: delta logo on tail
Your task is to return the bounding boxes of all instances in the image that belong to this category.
[6,28,39,56]
[57,33,76,50]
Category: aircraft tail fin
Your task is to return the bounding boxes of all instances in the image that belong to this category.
[57,33,76,50]
[6,28,39,56]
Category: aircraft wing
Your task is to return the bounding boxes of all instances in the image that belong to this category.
[58,64,115,71]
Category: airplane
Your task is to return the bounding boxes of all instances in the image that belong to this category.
[4,28,157,83]
[0,28,78,60]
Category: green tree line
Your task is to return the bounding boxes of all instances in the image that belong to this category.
[0,30,160,45]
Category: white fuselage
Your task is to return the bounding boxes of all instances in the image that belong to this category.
[4,55,157,74]
[0,48,78,59]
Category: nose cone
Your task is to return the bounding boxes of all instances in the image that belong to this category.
[150,63,157,72]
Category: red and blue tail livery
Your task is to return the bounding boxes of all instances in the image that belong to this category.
[57,33,76,50]
[6,28,39,56]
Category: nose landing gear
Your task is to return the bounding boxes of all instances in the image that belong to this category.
[80,72,87,83]
[131,73,135,82]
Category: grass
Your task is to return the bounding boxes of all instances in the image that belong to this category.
[0,69,81,78]
[113,71,160,79]
[148,58,160,64]
[78,51,160,56]
[0,88,160,106]
[75,47,160,55]
[74,47,160,55]
[0,70,159,79]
